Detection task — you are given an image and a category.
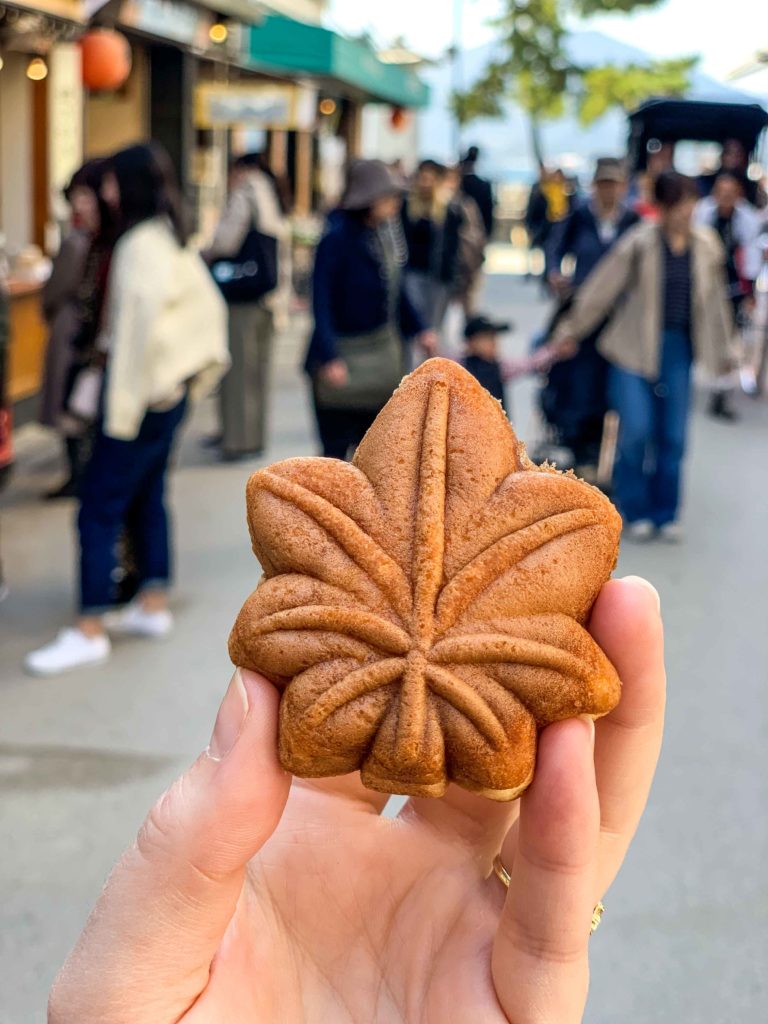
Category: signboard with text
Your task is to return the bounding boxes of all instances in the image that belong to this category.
[194,83,316,131]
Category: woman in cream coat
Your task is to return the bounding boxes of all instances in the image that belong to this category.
[554,171,735,542]
[26,144,229,675]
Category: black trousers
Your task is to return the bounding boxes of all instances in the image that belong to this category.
[313,403,379,460]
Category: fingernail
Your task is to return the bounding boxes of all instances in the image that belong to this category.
[578,714,596,748]
[622,575,661,614]
[207,670,249,761]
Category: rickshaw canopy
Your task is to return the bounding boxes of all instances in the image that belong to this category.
[628,98,768,170]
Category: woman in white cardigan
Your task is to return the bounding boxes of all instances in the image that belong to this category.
[26,144,229,675]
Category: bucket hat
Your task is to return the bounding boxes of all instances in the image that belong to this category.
[340,159,403,210]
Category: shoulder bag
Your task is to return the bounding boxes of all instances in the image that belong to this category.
[210,220,278,305]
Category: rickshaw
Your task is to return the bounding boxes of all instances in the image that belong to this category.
[627,97,768,173]
[533,97,768,487]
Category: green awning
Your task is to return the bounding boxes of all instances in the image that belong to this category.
[246,15,430,109]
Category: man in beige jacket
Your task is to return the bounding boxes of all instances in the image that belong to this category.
[553,171,735,542]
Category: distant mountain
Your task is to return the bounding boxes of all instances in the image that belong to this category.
[418,29,763,180]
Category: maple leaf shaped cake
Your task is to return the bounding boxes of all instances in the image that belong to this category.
[230,358,622,800]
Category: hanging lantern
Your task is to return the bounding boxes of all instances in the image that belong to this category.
[80,29,132,92]
[390,106,408,131]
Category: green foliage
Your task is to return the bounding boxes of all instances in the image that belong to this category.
[453,0,697,143]
[579,57,697,124]
[572,0,661,15]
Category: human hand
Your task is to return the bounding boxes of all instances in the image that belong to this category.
[49,576,664,1024]
[503,341,569,381]
[319,358,348,388]
[501,355,535,380]
[418,329,439,356]
[548,272,572,298]
[552,335,579,361]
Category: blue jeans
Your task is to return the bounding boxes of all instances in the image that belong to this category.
[609,329,692,527]
[78,397,187,613]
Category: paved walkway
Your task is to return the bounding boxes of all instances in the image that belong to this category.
[1,276,766,1022]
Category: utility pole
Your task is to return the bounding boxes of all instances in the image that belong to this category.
[450,0,464,159]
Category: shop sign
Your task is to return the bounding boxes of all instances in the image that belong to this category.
[194,82,317,130]
[11,1,86,21]
[119,0,204,47]
[48,43,83,195]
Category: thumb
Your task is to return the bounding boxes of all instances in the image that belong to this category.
[50,669,290,1024]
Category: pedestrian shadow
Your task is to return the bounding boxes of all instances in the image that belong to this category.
[0,743,178,793]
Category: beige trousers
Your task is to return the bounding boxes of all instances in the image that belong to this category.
[220,303,274,455]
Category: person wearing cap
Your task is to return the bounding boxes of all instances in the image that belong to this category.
[305,159,436,460]
[462,315,513,415]
[543,157,639,472]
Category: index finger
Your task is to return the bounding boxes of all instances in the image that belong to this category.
[588,576,666,894]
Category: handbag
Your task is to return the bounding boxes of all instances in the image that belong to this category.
[210,224,278,305]
[314,325,404,411]
[65,364,104,424]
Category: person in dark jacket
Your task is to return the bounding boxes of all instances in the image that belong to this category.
[401,160,466,332]
[461,315,513,416]
[305,160,436,460]
[460,146,495,238]
[40,160,112,498]
[543,157,640,470]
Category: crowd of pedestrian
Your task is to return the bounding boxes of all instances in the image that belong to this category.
[2,129,768,673]
[526,137,768,544]
[305,151,493,458]
[8,143,497,673]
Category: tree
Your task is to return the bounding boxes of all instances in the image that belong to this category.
[452,0,697,166]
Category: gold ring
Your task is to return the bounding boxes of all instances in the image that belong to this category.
[492,853,512,888]
[491,855,605,935]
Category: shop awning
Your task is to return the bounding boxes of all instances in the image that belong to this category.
[246,15,430,109]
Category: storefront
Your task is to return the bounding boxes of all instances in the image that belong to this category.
[85,1,215,189]
[84,0,293,233]
[2,0,428,422]
[1,1,85,422]
[245,14,429,213]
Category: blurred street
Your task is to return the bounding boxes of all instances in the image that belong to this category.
[1,274,766,1023]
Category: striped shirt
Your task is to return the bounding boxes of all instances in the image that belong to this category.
[663,241,692,332]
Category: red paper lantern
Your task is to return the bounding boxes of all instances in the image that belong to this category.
[390,106,408,131]
[80,29,132,92]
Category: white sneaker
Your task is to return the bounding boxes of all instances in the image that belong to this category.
[659,522,684,544]
[740,367,758,395]
[624,519,655,542]
[103,601,174,639]
[25,628,111,677]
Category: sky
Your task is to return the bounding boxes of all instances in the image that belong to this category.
[328,0,768,93]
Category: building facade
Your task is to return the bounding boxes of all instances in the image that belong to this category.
[1,0,428,422]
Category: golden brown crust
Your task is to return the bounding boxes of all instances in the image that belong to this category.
[229,358,622,800]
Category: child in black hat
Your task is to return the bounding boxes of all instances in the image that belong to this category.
[462,315,514,415]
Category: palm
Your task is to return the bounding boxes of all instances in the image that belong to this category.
[50,580,665,1024]
[185,782,513,1023]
